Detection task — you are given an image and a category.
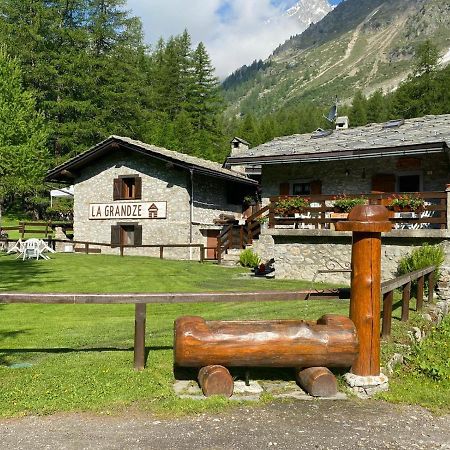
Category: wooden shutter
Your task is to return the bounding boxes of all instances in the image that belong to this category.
[279,182,290,196]
[134,176,142,200]
[310,180,322,195]
[111,225,120,247]
[134,225,142,246]
[371,174,396,193]
[113,178,122,200]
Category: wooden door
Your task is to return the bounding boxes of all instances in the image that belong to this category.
[206,230,220,259]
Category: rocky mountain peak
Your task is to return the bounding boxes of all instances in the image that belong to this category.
[286,0,334,28]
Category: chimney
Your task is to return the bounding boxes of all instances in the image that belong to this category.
[230,137,250,157]
[336,116,349,130]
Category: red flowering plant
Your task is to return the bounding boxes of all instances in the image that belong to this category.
[332,195,367,213]
[386,194,425,212]
[274,197,310,216]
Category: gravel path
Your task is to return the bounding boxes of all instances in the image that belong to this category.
[0,400,449,449]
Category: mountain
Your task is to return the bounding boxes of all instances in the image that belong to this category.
[223,0,450,117]
[286,0,334,29]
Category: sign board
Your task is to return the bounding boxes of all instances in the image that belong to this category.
[89,202,167,220]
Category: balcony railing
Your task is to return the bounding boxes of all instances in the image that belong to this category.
[260,192,447,231]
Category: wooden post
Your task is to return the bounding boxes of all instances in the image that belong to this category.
[428,271,435,302]
[268,205,275,229]
[159,246,164,259]
[336,205,392,377]
[134,303,146,371]
[416,276,424,312]
[401,282,411,322]
[382,290,394,338]
[199,244,205,263]
[120,245,124,257]
[85,242,89,254]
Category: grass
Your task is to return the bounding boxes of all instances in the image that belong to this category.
[379,314,450,414]
[0,253,347,418]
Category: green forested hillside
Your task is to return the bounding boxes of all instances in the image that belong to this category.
[222,0,450,117]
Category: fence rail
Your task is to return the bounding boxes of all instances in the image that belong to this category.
[0,238,207,262]
[380,265,436,338]
[0,289,343,370]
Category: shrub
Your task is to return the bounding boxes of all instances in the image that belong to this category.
[397,244,445,294]
[239,249,261,268]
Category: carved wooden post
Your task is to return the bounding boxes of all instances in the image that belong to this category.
[336,205,392,377]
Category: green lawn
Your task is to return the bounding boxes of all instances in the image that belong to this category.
[0,253,347,417]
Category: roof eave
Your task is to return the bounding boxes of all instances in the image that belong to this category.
[46,137,257,186]
[226,142,448,166]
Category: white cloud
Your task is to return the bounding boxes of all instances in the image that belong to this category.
[126,0,301,78]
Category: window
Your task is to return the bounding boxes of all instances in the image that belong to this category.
[397,174,421,192]
[111,224,142,247]
[292,182,311,195]
[113,175,142,200]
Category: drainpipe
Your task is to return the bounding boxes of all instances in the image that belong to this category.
[189,169,194,261]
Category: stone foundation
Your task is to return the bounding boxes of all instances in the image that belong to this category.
[251,229,450,282]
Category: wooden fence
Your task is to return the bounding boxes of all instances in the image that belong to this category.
[0,290,343,370]
[263,192,447,230]
[0,222,73,239]
[381,265,436,338]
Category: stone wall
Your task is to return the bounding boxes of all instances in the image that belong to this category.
[73,150,243,259]
[261,154,449,200]
[251,229,450,283]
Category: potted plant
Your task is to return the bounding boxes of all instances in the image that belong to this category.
[387,194,425,212]
[243,195,257,206]
[332,195,367,213]
[256,215,269,228]
[274,197,310,216]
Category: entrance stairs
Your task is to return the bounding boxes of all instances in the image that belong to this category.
[220,248,242,267]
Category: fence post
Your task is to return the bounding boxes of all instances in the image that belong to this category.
[428,271,435,302]
[401,281,411,322]
[416,275,424,311]
[159,246,164,259]
[120,245,124,257]
[335,205,392,377]
[268,205,275,229]
[85,242,89,254]
[382,290,394,338]
[199,244,205,263]
[134,303,146,371]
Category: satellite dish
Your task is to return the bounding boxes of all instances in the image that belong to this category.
[323,96,338,124]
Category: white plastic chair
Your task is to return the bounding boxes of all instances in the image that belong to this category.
[6,239,25,258]
[39,239,56,254]
[22,238,48,260]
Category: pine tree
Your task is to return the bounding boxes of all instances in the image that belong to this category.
[349,91,368,126]
[0,48,50,219]
[366,90,387,123]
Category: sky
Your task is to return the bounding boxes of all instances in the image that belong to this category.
[126,0,343,79]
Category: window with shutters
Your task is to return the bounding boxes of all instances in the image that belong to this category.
[111,224,142,247]
[281,180,321,196]
[113,175,142,200]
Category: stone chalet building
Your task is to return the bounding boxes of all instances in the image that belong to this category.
[225,114,450,281]
[46,136,257,259]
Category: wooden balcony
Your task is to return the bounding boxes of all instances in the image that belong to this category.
[265,192,448,231]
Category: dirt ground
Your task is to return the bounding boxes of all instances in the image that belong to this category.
[0,400,449,449]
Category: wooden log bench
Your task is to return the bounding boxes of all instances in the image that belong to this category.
[174,314,358,397]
